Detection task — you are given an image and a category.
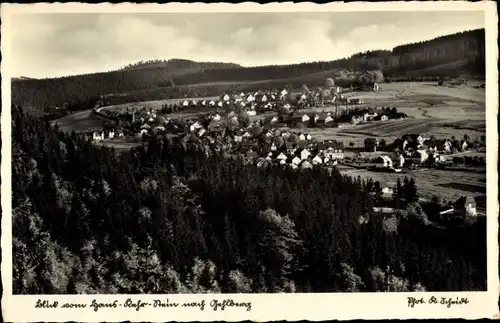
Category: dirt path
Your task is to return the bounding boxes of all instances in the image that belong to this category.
[417,107,432,118]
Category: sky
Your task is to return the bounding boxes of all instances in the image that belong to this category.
[9,11,485,79]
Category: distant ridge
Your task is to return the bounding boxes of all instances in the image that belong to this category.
[118,58,241,72]
[12,28,485,108]
[12,76,38,81]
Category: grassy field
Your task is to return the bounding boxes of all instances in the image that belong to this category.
[337,165,485,205]
[93,139,143,152]
[53,109,109,133]
[287,81,485,145]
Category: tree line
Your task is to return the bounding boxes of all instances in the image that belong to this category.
[12,105,486,294]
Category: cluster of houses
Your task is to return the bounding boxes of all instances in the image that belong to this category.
[350,106,407,124]
[360,132,474,171]
[162,112,348,170]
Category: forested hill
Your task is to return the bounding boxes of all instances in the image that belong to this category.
[118,59,241,71]
[12,28,484,108]
[11,59,241,109]
[12,105,486,294]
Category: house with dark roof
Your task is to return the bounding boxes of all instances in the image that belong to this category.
[285,141,296,154]
[364,137,379,152]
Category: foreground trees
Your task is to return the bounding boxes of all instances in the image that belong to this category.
[12,106,486,294]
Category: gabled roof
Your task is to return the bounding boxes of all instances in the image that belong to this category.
[296,148,311,155]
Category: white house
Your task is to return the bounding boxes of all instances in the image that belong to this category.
[270,142,277,151]
[300,149,311,160]
[312,155,323,165]
[182,100,189,107]
[246,94,254,102]
[417,134,426,146]
[270,116,278,124]
[443,140,452,153]
[462,141,468,151]
[292,156,301,165]
[281,131,291,138]
[382,187,394,196]
[234,134,243,142]
[191,100,198,106]
[209,100,216,106]
[306,134,312,140]
[277,153,288,161]
[223,94,230,102]
[213,114,221,121]
[466,202,477,216]
[324,144,344,160]
[394,154,405,168]
[280,159,287,165]
[301,114,310,123]
[108,131,115,139]
[363,112,378,122]
[93,132,103,141]
[301,160,313,169]
[201,100,206,106]
[351,116,363,124]
[242,131,252,139]
[139,129,148,137]
[261,95,267,102]
[280,89,288,98]
[198,128,207,137]
[298,133,306,141]
[247,110,257,116]
[416,149,429,163]
[381,115,389,121]
[217,101,223,107]
[190,122,202,133]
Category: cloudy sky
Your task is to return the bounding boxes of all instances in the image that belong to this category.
[10,11,484,79]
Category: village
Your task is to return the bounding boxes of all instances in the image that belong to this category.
[88,83,485,173]
[51,77,483,223]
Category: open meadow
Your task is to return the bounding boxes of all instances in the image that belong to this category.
[53,109,109,133]
[337,164,486,210]
[290,81,485,145]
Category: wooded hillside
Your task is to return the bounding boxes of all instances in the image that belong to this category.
[12,29,485,109]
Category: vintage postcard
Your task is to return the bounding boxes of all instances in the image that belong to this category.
[1,1,498,322]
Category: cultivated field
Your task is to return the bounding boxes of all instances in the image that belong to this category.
[290,81,485,145]
[337,164,486,208]
[53,109,109,133]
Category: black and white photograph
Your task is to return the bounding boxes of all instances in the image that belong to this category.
[1,2,498,321]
